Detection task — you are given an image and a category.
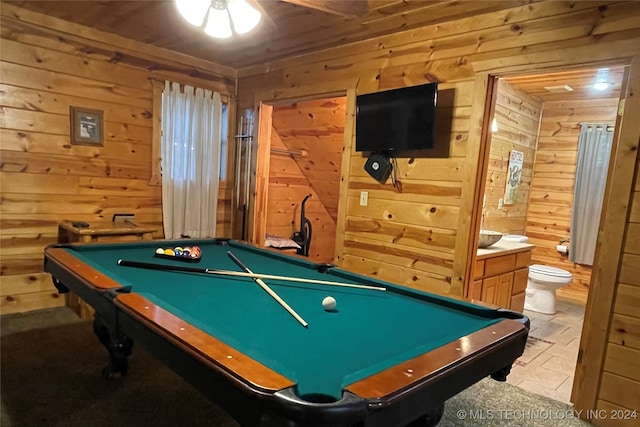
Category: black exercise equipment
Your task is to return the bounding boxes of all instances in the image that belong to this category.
[291,194,312,256]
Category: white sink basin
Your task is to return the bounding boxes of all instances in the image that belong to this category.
[502,235,528,243]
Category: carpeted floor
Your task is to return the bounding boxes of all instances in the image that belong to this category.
[0,307,593,427]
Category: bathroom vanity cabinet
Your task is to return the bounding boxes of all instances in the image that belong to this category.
[471,242,534,312]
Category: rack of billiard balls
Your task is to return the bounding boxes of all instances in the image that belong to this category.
[155,245,201,261]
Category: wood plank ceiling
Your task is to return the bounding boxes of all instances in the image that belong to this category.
[6,0,538,69]
[505,67,625,102]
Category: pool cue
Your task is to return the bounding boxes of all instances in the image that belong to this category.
[226,251,308,328]
[116,260,385,291]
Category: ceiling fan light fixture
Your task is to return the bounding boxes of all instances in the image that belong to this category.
[228,0,261,34]
[175,0,260,39]
[175,0,210,26]
[204,5,232,39]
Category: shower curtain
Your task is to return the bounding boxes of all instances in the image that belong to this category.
[570,123,614,265]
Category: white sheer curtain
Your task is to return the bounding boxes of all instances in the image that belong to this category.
[161,81,222,238]
[570,123,614,265]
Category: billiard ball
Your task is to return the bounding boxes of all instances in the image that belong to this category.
[155,248,164,255]
[322,296,337,311]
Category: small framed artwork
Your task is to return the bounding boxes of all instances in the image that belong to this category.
[70,106,103,146]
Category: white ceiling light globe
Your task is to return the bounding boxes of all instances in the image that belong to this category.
[227,0,261,34]
[204,6,233,39]
[175,0,211,27]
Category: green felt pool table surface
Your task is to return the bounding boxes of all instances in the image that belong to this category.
[46,239,526,426]
[47,239,520,401]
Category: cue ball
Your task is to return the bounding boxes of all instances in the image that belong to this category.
[322,296,337,311]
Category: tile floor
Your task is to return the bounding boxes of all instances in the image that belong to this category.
[507,298,586,404]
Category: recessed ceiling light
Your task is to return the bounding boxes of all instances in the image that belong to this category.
[544,85,574,93]
[593,68,610,91]
[593,81,610,91]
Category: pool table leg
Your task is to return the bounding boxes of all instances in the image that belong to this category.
[490,365,512,382]
[93,313,133,380]
[405,403,445,427]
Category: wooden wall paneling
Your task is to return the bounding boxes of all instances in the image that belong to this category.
[0,8,235,314]
[266,129,335,261]
[237,1,608,78]
[344,216,457,253]
[482,79,542,235]
[271,97,345,221]
[609,313,640,351]
[459,73,496,298]
[0,272,65,315]
[1,61,151,107]
[271,1,627,85]
[603,343,640,382]
[595,399,640,427]
[574,56,639,416]
[149,80,163,185]
[349,156,466,181]
[334,89,356,264]
[343,239,456,278]
[280,3,640,92]
[0,4,235,90]
[527,94,618,302]
[251,103,274,246]
[597,372,640,416]
[347,178,462,205]
[266,96,345,262]
[341,239,453,293]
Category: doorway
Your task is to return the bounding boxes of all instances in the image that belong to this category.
[477,66,625,403]
[251,96,347,263]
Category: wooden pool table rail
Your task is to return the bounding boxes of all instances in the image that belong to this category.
[116,292,296,393]
[46,247,123,291]
[346,319,526,399]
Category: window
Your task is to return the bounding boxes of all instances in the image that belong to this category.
[150,81,229,185]
[154,80,228,238]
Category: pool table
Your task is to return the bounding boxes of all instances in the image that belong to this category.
[44,238,529,427]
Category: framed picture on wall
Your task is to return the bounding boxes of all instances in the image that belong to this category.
[70,106,104,146]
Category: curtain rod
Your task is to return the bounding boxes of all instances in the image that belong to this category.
[579,122,615,129]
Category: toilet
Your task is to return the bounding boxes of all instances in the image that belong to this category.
[501,235,573,315]
[525,265,573,314]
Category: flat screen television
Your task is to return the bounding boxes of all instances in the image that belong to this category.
[355,82,438,153]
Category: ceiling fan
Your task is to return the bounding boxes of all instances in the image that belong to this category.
[177,0,369,39]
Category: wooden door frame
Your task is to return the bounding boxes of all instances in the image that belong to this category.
[248,86,354,264]
[469,55,640,413]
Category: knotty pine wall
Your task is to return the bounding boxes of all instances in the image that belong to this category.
[482,79,542,234]
[267,98,345,263]
[238,0,640,298]
[527,97,618,303]
[596,157,640,424]
[0,6,234,314]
